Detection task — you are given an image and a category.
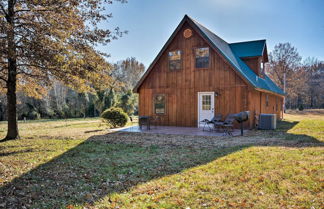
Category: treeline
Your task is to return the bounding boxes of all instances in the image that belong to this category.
[0,57,145,121]
[0,44,322,121]
[268,43,323,110]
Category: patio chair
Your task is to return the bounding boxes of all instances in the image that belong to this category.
[150,115,161,129]
[200,114,222,131]
[214,114,236,136]
[139,116,151,130]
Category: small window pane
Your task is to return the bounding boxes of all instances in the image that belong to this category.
[195,47,209,68]
[202,95,211,110]
[169,50,181,71]
[260,62,265,75]
[154,94,166,114]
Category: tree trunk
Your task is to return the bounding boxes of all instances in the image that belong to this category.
[283,72,286,112]
[3,0,19,140]
[5,69,19,140]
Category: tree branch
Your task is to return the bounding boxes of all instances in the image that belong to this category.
[0,75,7,82]
[0,2,7,16]
[15,9,55,13]
[17,70,47,79]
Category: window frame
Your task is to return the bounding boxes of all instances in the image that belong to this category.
[201,95,212,110]
[266,95,269,107]
[194,47,210,69]
[260,62,263,74]
[168,50,182,71]
[153,94,167,115]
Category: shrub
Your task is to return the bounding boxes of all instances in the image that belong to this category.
[101,107,128,128]
[298,104,304,111]
[28,111,40,120]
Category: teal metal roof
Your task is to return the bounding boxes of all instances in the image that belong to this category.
[188,16,284,95]
[229,40,266,58]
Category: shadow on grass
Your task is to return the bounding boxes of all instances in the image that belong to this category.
[0,148,34,157]
[0,120,323,208]
[259,120,323,145]
[84,129,104,133]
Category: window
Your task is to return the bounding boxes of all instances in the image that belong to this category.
[168,50,181,71]
[195,47,209,68]
[266,95,269,107]
[202,95,211,110]
[154,94,166,114]
[276,97,278,111]
[260,62,264,75]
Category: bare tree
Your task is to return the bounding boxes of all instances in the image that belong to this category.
[268,43,302,111]
[304,58,324,108]
[113,57,145,90]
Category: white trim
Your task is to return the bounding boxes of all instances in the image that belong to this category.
[197,92,215,127]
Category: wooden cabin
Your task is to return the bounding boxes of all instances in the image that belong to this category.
[133,15,284,129]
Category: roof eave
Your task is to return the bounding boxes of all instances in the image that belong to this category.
[133,15,191,93]
[255,87,285,97]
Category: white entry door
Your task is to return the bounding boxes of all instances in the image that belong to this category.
[198,92,215,127]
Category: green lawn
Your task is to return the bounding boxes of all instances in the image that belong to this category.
[0,111,323,208]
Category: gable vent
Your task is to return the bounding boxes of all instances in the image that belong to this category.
[183,29,192,38]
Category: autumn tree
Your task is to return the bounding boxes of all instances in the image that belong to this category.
[0,0,126,140]
[268,43,302,111]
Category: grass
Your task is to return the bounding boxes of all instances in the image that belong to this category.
[0,111,323,208]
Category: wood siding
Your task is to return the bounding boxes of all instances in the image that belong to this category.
[242,57,261,76]
[247,89,283,128]
[138,22,282,128]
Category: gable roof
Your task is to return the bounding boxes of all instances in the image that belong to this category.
[133,15,284,96]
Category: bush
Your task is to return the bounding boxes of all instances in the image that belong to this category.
[298,104,304,111]
[101,107,128,128]
[28,111,41,120]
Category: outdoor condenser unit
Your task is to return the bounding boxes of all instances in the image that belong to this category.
[259,114,277,130]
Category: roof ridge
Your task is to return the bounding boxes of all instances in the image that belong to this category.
[186,16,229,45]
[229,39,266,45]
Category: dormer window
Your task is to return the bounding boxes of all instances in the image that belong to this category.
[168,50,182,71]
[260,62,264,75]
[195,47,209,68]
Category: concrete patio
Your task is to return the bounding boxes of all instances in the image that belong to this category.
[114,125,247,137]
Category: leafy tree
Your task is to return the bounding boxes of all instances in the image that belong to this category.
[104,88,117,110]
[118,89,136,115]
[0,0,126,140]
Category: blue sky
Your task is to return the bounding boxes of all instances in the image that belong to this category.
[100,0,324,67]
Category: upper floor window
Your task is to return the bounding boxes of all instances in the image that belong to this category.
[168,50,181,71]
[266,95,269,107]
[195,47,209,68]
[260,62,264,75]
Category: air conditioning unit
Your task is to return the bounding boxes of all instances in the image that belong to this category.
[259,114,276,130]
